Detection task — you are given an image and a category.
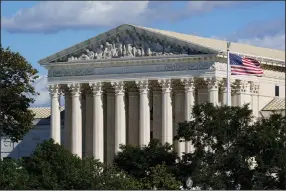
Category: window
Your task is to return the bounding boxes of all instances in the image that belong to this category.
[150,131,153,140]
[275,86,279,97]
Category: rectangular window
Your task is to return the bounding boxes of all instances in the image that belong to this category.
[275,86,279,97]
[150,131,153,140]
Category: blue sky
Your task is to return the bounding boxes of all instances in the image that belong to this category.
[1,1,285,106]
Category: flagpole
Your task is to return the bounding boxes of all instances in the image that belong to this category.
[226,42,231,106]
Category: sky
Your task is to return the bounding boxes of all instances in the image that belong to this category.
[1,1,285,107]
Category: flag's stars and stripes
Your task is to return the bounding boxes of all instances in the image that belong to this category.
[229,53,263,76]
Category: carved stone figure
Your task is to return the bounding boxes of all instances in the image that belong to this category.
[132,47,137,57]
[117,44,123,57]
[68,56,78,62]
[141,48,145,57]
[86,49,95,59]
[65,35,192,62]
[126,44,133,57]
[136,48,142,57]
[123,45,127,56]
[146,48,152,56]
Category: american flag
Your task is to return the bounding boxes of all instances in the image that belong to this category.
[229,53,263,76]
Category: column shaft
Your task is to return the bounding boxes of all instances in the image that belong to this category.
[112,82,126,153]
[207,77,219,105]
[137,80,150,146]
[181,78,195,153]
[160,79,173,145]
[49,84,61,144]
[90,82,104,162]
[69,83,82,158]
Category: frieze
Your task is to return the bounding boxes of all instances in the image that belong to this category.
[48,61,213,78]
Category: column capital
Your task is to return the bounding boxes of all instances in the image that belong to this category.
[181,78,195,92]
[60,84,71,97]
[68,83,81,96]
[49,84,60,97]
[249,82,260,94]
[235,80,250,93]
[111,81,125,95]
[136,80,149,94]
[159,79,172,92]
[206,77,220,90]
[89,82,103,96]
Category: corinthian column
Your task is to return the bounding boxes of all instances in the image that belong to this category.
[136,80,150,147]
[49,84,61,144]
[207,77,219,105]
[159,79,173,145]
[181,78,195,153]
[89,82,104,162]
[68,83,82,158]
[111,81,126,153]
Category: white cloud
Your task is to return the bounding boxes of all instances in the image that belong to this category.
[2,1,150,33]
[30,75,65,107]
[31,75,50,107]
[1,1,245,33]
[188,1,237,12]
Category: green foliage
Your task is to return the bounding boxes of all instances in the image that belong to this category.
[100,166,143,190]
[1,139,142,190]
[0,158,32,189]
[175,103,286,190]
[113,139,178,180]
[141,164,181,190]
[23,139,86,189]
[0,45,38,142]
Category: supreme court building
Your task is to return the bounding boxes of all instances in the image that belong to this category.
[9,24,284,163]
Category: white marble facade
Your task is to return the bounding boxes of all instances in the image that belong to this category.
[4,24,284,162]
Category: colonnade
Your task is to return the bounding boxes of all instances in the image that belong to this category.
[48,77,259,163]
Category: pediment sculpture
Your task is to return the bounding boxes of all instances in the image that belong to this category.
[66,33,193,62]
[68,42,180,62]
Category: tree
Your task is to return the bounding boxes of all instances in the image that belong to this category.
[141,164,181,190]
[175,103,286,190]
[21,139,142,190]
[100,166,143,190]
[0,45,38,142]
[113,139,178,180]
[23,139,86,189]
[0,158,33,189]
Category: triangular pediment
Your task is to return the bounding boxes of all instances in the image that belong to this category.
[38,24,219,64]
[38,24,285,65]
